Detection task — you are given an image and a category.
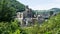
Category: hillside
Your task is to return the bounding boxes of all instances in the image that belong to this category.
[33,8,60,15]
[0,0,25,21]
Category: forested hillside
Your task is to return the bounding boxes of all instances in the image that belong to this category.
[0,0,25,21]
[34,8,60,15]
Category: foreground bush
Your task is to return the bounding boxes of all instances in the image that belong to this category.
[0,20,21,34]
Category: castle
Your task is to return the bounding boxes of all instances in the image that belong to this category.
[16,6,35,26]
[15,6,55,26]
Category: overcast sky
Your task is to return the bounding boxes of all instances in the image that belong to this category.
[17,0,60,10]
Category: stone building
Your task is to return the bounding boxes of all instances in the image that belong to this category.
[16,5,50,26]
[16,5,34,26]
[23,6,33,26]
[16,12,24,26]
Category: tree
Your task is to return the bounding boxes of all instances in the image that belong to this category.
[0,0,25,22]
[0,20,21,34]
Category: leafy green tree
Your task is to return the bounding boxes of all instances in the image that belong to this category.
[0,0,25,22]
[0,20,21,34]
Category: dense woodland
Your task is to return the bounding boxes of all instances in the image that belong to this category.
[0,0,60,34]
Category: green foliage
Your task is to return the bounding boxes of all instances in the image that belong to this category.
[0,0,16,21]
[0,0,25,22]
[39,13,60,34]
[0,20,21,34]
[0,0,25,34]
